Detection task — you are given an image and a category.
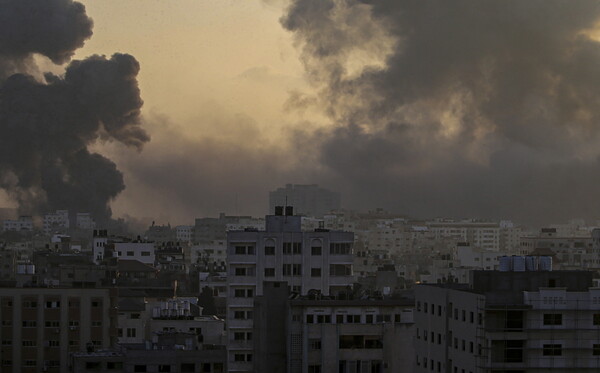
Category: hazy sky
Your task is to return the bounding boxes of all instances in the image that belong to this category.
[56,0,317,223]
[5,0,600,226]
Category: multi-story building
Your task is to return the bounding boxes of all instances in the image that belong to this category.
[176,225,194,243]
[427,220,500,251]
[114,241,155,265]
[0,287,117,373]
[226,207,354,372]
[520,228,592,268]
[43,210,70,234]
[2,216,33,233]
[269,184,341,217]
[75,213,95,230]
[415,261,600,372]
[253,281,415,373]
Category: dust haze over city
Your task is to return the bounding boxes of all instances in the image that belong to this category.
[5,1,600,372]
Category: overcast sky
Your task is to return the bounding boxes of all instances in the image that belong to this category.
[4,0,600,226]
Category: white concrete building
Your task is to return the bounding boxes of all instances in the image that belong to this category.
[428,219,500,251]
[114,241,156,265]
[456,243,502,270]
[226,208,354,372]
[2,216,33,232]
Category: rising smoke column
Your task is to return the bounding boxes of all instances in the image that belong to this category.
[282,0,600,224]
[0,0,148,221]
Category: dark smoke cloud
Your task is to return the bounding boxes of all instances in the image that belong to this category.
[0,0,148,222]
[280,0,600,224]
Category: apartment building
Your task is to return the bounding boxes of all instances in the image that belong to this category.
[43,210,70,234]
[427,220,500,251]
[2,216,33,232]
[415,263,600,372]
[0,287,116,373]
[226,207,354,372]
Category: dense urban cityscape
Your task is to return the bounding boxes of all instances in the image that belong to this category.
[0,184,599,372]
[6,0,600,372]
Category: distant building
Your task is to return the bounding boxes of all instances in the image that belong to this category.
[415,263,600,372]
[114,241,155,265]
[226,207,354,372]
[269,184,341,217]
[75,213,95,230]
[43,210,70,233]
[2,216,33,233]
[145,223,175,244]
[176,225,194,243]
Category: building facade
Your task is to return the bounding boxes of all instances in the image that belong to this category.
[226,209,354,372]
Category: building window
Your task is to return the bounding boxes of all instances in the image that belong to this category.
[311,268,322,277]
[346,315,361,323]
[330,242,352,255]
[22,320,37,327]
[141,251,151,256]
[127,251,134,256]
[127,328,136,338]
[593,344,600,356]
[158,365,171,372]
[233,288,253,298]
[22,340,36,347]
[45,301,61,308]
[293,242,302,254]
[543,344,562,356]
[134,365,147,372]
[234,245,255,255]
[330,264,352,276]
[309,339,321,350]
[543,314,562,326]
[311,246,322,256]
[283,242,293,254]
[265,246,275,255]
[593,314,600,325]
[264,268,275,277]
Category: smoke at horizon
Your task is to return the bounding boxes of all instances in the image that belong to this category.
[0,0,148,222]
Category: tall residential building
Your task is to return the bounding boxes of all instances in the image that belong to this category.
[414,261,600,373]
[253,281,416,373]
[0,287,116,373]
[269,184,341,217]
[226,207,354,372]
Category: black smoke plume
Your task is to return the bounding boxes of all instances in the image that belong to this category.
[281,0,600,224]
[0,0,148,222]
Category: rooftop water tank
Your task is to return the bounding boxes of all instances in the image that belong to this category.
[512,256,526,272]
[499,256,511,272]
